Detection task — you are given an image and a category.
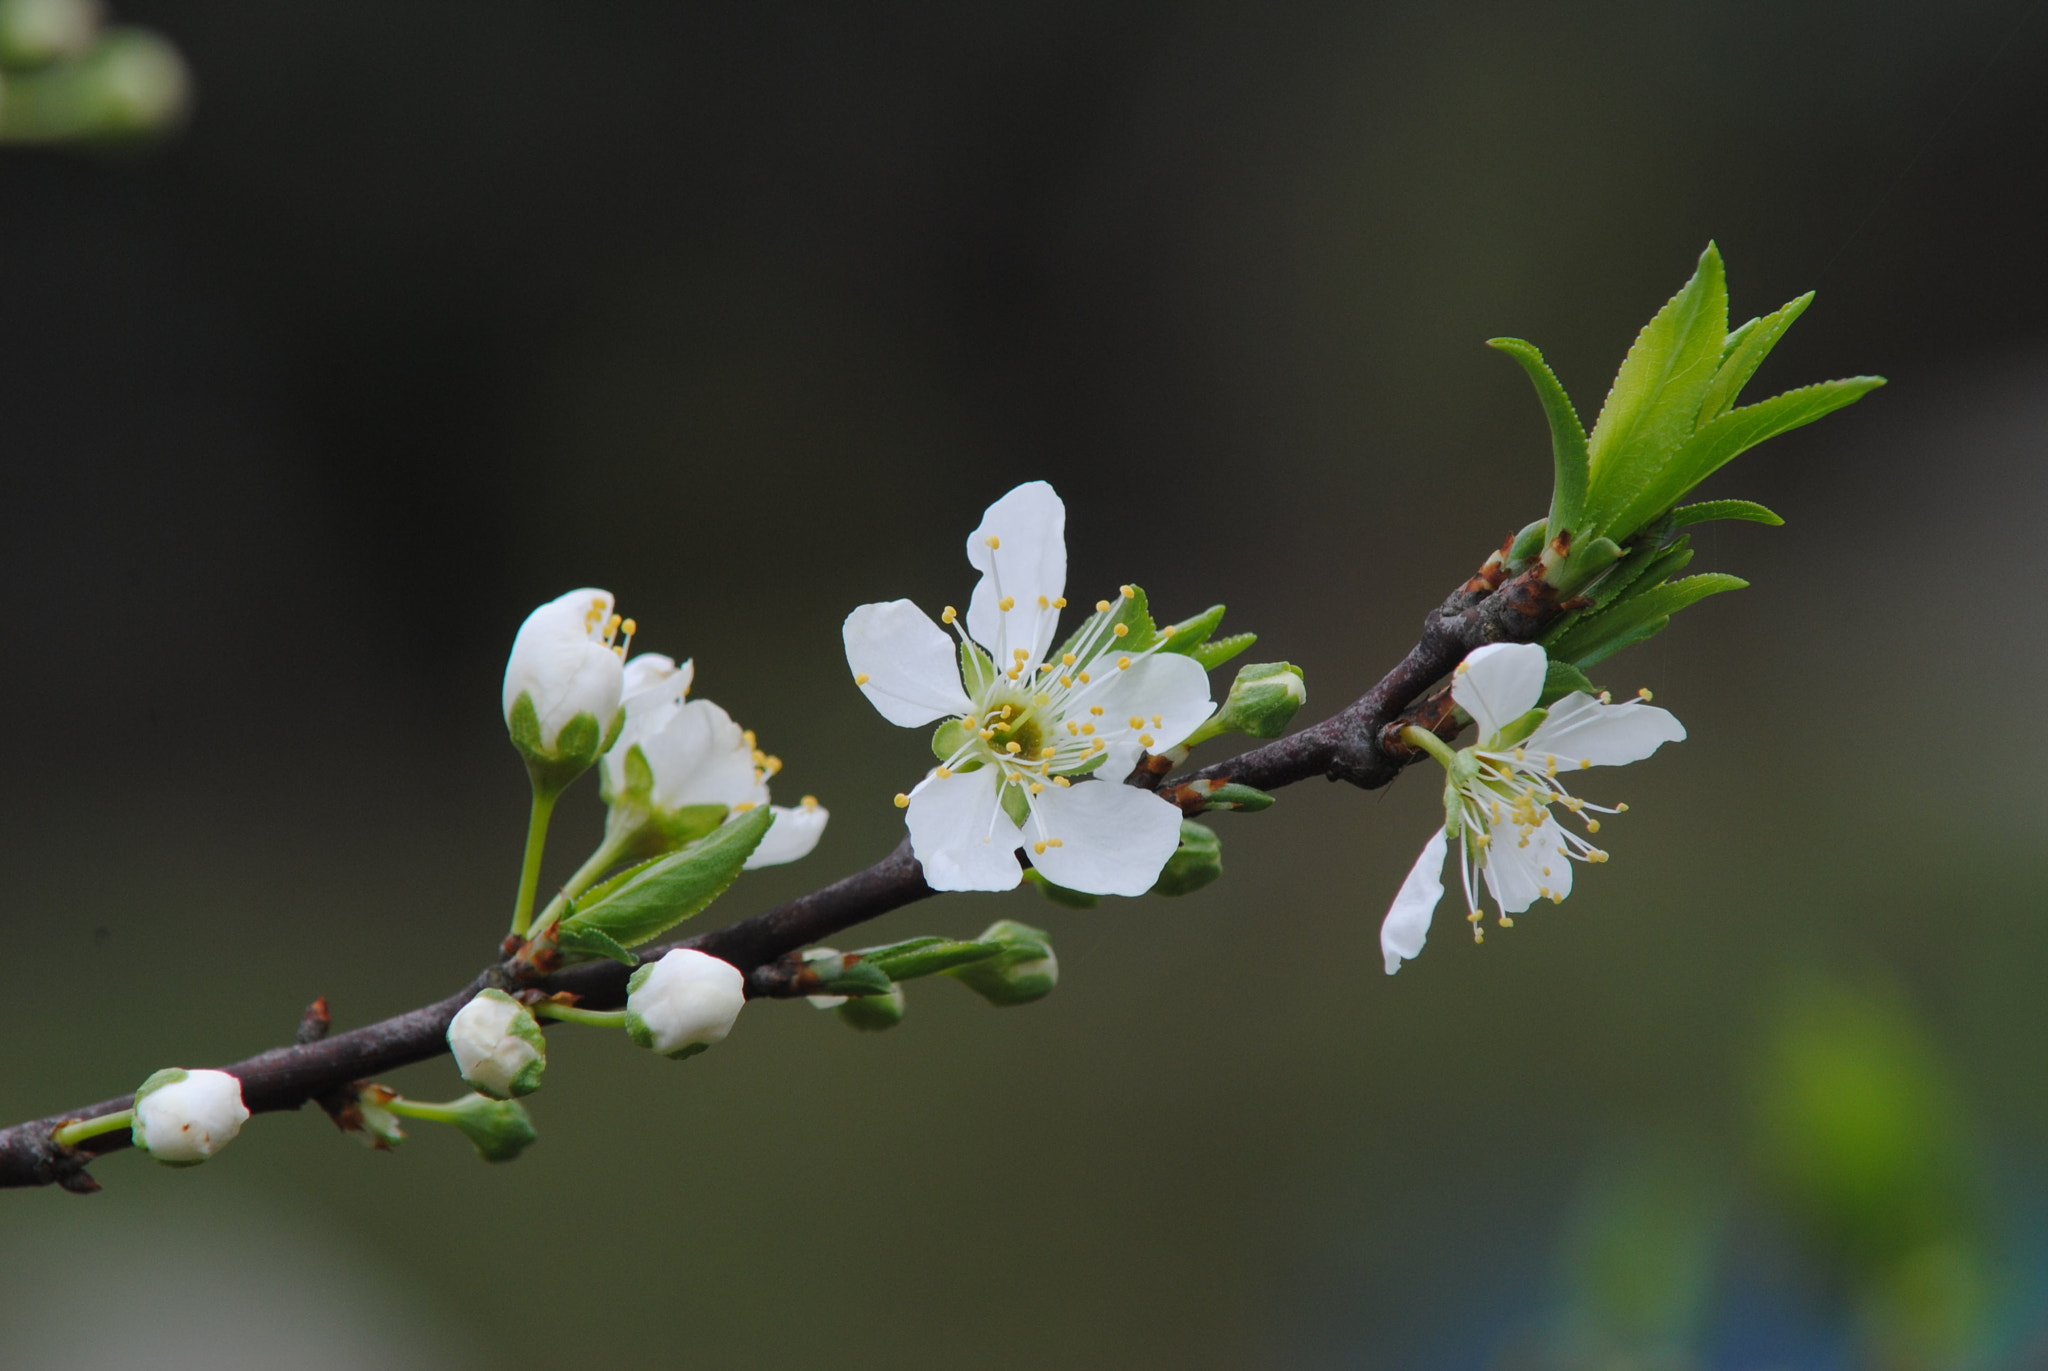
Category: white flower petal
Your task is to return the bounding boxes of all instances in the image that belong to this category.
[620,652,692,702]
[133,1070,250,1163]
[1524,692,1686,768]
[502,588,626,750]
[744,801,830,869]
[640,699,761,809]
[844,599,975,727]
[1381,827,1449,975]
[1451,642,1548,741]
[1028,780,1185,897]
[604,653,694,793]
[1481,813,1572,915]
[907,766,1024,892]
[965,481,1067,669]
[1084,651,1217,760]
[627,949,746,1055]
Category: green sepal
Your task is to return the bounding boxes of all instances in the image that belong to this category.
[837,984,906,1032]
[556,806,772,950]
[1550,535,1624,595]
[1190,632,1257,671]
[859,937,1001,981]
[1671,498,1784,528]
[552,711,602,768]
[1202,782,1274,812]
[1054,586,1158,667]
[458,989,548,1100]
[1549,573,1748,669]
[553,923,640,967]
[1506,517,1549,569]
[1699,291,1813,425]
[932,717,978,764]
[1486,707,1548,751]
[1024,868,1100,908]
[1441,775,1463,842]
[999,780,1031,829]
[619,742,656,799]
[959,638,998,697]
[1538,661,1597,707]
[807,958,896,997]
[449,1095,539,1163]
[507,691,544,758]
[1488,337,1588,541]
[1582,243,1730,542]
[1158,604,1227,655]
[1601,375,1883,542]
[1152,820,1222,896]
[945,919,1058,1006]
[129,1067,190,1156]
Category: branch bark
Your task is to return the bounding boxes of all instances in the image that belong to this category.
[0,553,1562,1191]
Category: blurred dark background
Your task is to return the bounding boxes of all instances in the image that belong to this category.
[3,2,2047,1367]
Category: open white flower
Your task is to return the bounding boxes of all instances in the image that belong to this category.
[502,587,633,763]
[843,481,1214,895]
[625,949,746,1058]
[1380,642,1685,975]
[131,1068,250,1165]
[600,651,828,869]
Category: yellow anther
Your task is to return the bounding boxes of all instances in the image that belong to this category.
[942,605,957,623]
[1514,747,1526,761]
[1039,663,1054,673]
[744,730,757,747]
[1037,595,1049,609]
[1597,690,1612,704]
[1139,734,1155,748]
[1033,841,1047,855]
[1117,656,1131,670]
[1067,721,1079,735]
[1151,714,1162,726]
[999,596,1015,612]
[613,644,626,659]
[1113,623,1129,638]
[1000,706,1013,718]
[1006,667,1022,680]
[1007,771,1023,784]
[854,672,870,685]
[1040,745,1057,758]
[1615,802,1630,812]
[1585,819,1601,833]
[1078,672,1091,683]
[1466,909,1482,924]
[936,767,952,779]
[1061,652,1077,666]
[1006,741,1022,754]
[605,613,622,633]
[732,801,757,813]
[1474,927,1485,943]
[752,749,767,764]
[1030,782,1044,794]
[1120,585,1135,599]
[1052,597,1067,608]
[1089,705,1104,715]
[1096,599,1111,613]
[1129,716,1144,729]
[1054,776,1071,788]
[1455,661,1469,675]
[1081,723,1095,735]
[1637,687,1653,701]
[1499,915,1515,928]
[893,793,909,808]
[767,756,783,775]
[986,535,1001,549]
[979,728,995,740]
[1049,838,1064,848]
[1014,648,1029,661]
[801,795,819,809]
[620,618,637,637]
[1579,758,1591,769]
[1059,675,1073,687]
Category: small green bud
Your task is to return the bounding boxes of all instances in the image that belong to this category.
[1151,820,1222,896]
[946,919,1057,1007]
[836,983,906,1032]
[445,1093,539,1164]
[1505,517,1548,569]
[1023,868,1099,909]
[0,28,188,143]
[1185,662,1305,746]
[0,0,100,67]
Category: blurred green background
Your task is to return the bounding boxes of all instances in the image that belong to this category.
[3,2,2046,1366]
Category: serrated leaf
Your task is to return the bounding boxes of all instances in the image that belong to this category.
[557,806,772,949]
[1488,337,1589,538]
[1584,245,1729,531]
[1159,604,1227,655]
[1551,573,1748,669]
[1604,376,1883,540]
[1191,632,1257,670]
[1671,499,1784,528]
[554,924,640,966]
[1538,661,1596,706]
[1698,292,1812,425]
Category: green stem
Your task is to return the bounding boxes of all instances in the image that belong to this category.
[1400,724,1461,770]
[531,1003,629,1029]
[54,1108,134,1148]
[509,785,560,939]
[527,824,635,943]
[381,1097,468,1125]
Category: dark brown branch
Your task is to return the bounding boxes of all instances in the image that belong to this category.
[0,551,1565,1191]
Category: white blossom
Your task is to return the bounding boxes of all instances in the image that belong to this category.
[131,1068,250,1165]
[843,481,1214,895]
[1380,642,1685,974]
[601,651,827,868]
[625,949,746,1058]
[502,587,632,758]
[446,990,546,1099]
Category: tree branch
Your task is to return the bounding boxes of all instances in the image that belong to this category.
[0,552,1562,1191]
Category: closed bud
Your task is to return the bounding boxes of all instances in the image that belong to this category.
[946,919,1058,1007]
[1151,820,1222,896]
[836,983,906,1032]
[502,588,629,789]
[444,1093,539,1164]
[1186,662,1305,746]
[446,989,546,1099]
[131,1068,249,1166]
[625,948,746,1059]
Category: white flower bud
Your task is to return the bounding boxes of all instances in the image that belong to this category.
[625,949,745,1059]
[131,1068,250,1166]
[502,588,628,766]
[446,990,546,1099]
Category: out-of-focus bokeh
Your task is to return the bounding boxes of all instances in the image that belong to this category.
[2,2,2046,1366]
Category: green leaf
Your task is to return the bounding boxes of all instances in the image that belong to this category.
[1698,292,1812,425]
[1158,604,1227,655]
[553,924,640,966]
[1671,498,1784,528]
[1538,661,1597,706]
[1606,377,1882,540]
[1191,632,1257,670]
[1583,244,1731,539]
[859,937,1001,981]
[1201,782,1275,812]
[805,959,895,996]
[1054,586,1158,667]
[1488,337,1588,538]
[557,806,772,949]
[1550,573,1748,669]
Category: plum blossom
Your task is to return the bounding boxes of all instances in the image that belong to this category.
[446,989,546,1099]
[1380,642,1685,974]
[625,949,747,1058]
[131,1068,250,1165]
[843,481,1214,896]
[502,587,633,761]
[602,652,828,869]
